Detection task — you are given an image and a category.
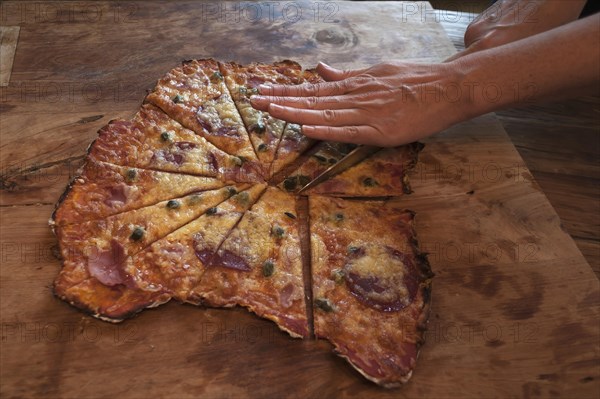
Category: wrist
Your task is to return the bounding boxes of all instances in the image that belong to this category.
[445,53,517,119]
[429,59,487,126]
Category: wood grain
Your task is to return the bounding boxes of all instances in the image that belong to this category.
[1,1,598,398]
[0,26,20,86]
[437,10,600,276]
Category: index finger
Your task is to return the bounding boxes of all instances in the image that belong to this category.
[258,79,353,98]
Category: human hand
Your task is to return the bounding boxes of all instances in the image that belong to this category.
[250,61,470,147]
[447,0,587,61]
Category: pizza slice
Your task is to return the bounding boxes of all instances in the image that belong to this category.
[144,59,260,170]
[89,104,263,182]
[309,196,433,387]
[304,143,424,197]
[124,184,267,302]
[53,185,245,321]
[193,187,308,338]
[278,141,357,192]
[51,159,225,226]
[218,61,304,169]
[270,68,325,175]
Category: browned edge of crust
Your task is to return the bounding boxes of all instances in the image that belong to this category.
[51,283,172,324]
[181,58,218,66]
[274,59,303,69]
[407,210,434,386]
[49,117,130,229]
[403,141,425,195]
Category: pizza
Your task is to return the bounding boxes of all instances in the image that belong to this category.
[51,159,225,226]
[305,143,424,196]
[309,196,433,387]
[270,69,324,175]
[219,61,302,167]
[53,185,247,320]
[50,59,430,387]
[194,186,308,338]
[89,104,261,182]
[278,141,358,192]
[144,59,262,176]
[124,184,266,301]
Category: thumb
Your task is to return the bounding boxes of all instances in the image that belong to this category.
[316,62,367,82]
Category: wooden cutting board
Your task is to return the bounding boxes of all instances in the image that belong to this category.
[1,1,598,398]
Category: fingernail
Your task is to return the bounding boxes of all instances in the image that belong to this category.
[258,84,271,94]
[302,126,314,134]
[269,103,283,111]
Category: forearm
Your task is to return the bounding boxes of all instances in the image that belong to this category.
[453,13,600,118]
[250,14,599,146]
[447,0,588,61]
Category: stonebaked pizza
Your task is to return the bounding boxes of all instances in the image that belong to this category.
[304,143,423,196]
[194,186,308,338]
[309,196,433,387]
[219,61,302,167]
[50,59,431,387]
[89,104,261,182]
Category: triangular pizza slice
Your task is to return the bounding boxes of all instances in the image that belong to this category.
[278,141,357,192]
[144,59,262,175]
[51,160,224,226]
[218,61,305,169]
[309,196,433,387]
[193,187,308,338]
[124,184,267,301]
[89,104,262,182]
[53,185,245,321]
[305,143,423,196]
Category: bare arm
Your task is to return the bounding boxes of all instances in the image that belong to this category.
[251,13,599,146]
[447,0,588,61]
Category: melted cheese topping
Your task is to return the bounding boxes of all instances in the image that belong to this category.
[345,244,409,305]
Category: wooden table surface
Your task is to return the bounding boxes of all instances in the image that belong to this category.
[437,9,600,278]
[1,1,598,398]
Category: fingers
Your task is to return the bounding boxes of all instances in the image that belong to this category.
[266,104,363,126]
[258,79,352,97]
[301,125,383,145]
[315,62,368,82]
[250,94,365,111]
